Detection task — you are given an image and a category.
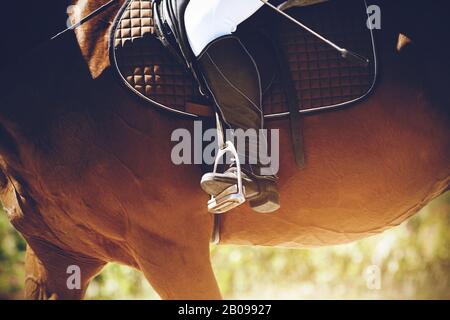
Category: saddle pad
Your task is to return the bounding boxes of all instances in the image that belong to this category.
[110,0,376,119]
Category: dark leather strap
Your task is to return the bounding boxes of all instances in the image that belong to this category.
[272,34,305,169]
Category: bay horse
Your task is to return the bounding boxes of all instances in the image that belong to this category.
[0,0,448,299]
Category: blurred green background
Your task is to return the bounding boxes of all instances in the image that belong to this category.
[1,192,449,300]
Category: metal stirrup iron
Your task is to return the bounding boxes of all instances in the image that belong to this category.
[207,114,246,214]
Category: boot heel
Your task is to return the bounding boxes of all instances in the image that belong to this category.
[249,180,280,213]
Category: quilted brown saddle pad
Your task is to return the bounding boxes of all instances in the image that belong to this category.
[110,0,376,119]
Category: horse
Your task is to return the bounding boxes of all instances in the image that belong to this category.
[0,0,448,299]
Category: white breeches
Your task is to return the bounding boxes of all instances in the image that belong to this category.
[184,0,264,56]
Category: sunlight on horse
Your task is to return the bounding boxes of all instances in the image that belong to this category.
[0,0,448,299]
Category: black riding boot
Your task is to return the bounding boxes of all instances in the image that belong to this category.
[196,36,279,213]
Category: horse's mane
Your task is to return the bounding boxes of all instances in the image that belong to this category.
[72,0,125,78]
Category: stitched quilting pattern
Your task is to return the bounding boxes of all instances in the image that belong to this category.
[113,0,375,116]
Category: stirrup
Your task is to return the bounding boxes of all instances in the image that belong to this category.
[207,141,245,214]
[207,114,245,214]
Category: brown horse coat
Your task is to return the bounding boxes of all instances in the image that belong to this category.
[0,0,448,299]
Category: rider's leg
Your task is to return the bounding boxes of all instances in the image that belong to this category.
[196,35,279,213]
[184,0,264,56]
[184,1,279,212]
[156,0,279,212]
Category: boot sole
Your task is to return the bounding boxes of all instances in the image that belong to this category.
[200,173,259,197]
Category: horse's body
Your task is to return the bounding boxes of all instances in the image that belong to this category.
[0,0,448,299]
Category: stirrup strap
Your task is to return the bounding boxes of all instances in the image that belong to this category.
[207,114,245,214]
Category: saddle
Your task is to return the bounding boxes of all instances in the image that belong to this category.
[110,0,376,119]
[109,0,376,213]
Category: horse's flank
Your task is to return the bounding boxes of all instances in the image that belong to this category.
[0,0,448,299]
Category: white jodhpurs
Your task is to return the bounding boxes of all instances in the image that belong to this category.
[184,0,264,56]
